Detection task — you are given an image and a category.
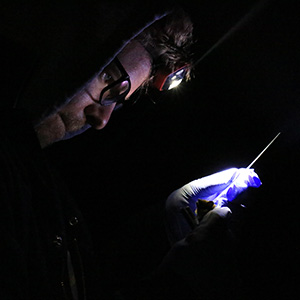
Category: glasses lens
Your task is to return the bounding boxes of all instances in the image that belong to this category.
[100,80,130,106]
[99,58,131,106]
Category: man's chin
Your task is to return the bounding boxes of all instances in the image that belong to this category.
[61,124,91,141]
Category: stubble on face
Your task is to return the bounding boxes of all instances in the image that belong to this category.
[34,113,66,148]
[35,90,89,148]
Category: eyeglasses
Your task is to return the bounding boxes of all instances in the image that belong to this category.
[99,57,131,106]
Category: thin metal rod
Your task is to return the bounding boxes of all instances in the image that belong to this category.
[247,132,281,169]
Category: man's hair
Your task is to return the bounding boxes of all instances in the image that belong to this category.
[136,8,194,86]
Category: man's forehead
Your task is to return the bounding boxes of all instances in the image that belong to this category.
[117,40,152,73]
[116,40,152,97]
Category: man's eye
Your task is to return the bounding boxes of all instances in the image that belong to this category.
[101,72,113,83]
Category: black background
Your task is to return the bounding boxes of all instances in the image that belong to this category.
[2,0,300,299]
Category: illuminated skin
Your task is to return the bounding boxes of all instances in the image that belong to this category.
[35,40,151,148]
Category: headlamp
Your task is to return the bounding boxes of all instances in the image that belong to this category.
[152,65,188,91]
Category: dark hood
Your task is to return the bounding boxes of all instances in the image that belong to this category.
[0,1,172,125]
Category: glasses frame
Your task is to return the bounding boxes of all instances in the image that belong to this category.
[99,57,131,106]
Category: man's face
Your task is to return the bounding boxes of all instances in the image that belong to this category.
[35,40,151,148]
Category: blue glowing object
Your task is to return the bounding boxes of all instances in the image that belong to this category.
[211,168,262,207]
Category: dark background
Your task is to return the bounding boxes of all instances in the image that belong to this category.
[2,0,300,299]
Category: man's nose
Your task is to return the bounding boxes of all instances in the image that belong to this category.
[84,103,115,130]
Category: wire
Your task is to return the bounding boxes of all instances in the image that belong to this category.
[247,132,281,169]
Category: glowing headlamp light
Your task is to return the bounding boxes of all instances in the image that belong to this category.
[153,66,188,91]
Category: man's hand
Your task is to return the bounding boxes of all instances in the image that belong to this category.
[185,167,261,206]
[209,168,262,206]
[181,199,216,229]
[179,168,261,227]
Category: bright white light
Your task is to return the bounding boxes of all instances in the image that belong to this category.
[168,78,183,90]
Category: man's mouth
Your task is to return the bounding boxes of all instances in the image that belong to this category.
[61,123,91,140]
[58,112,91,140]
